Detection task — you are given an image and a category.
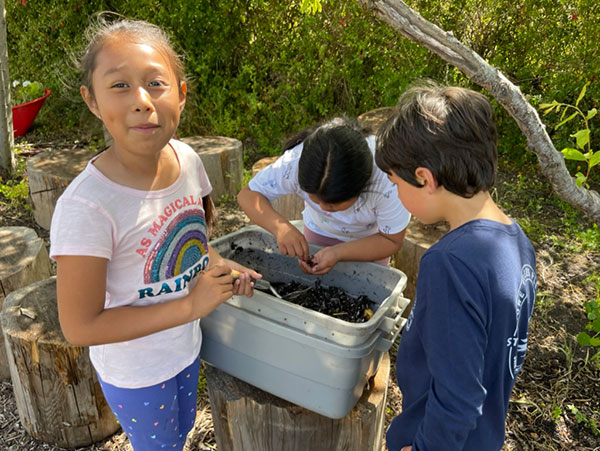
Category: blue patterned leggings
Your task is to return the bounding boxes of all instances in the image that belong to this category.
[97,354,201,450]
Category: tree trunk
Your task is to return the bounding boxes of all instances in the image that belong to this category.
[360,0,600,224]
[1,277,119,447]
[205,353,390,451]
[0,0,14,175]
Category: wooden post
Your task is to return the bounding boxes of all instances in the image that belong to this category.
[181,136,243,203]
[0,226,52,380]
[205,353,390,451]
[26,146,97,229]
[251,156,305,220]
[1,277,119,447]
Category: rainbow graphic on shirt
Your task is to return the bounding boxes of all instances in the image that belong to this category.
[143,209,208,284]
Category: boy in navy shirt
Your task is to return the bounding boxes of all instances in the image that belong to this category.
[375,84,537,451]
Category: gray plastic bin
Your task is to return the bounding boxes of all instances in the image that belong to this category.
[201,300,404,419]
[202,225,409,418]
[209,225,409,346]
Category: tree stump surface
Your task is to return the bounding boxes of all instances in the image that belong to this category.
[181,136,243,203]
[358,106,395,133]
[0,226,52,380]
[205,353,390,451]
[26,147,97,229]
[251,156,304,220]
[1,277,119,447]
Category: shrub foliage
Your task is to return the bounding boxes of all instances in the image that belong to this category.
[5,0,600,167]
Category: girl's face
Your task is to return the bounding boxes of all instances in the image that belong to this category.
[307,193,358,213]
[81,39,186,157]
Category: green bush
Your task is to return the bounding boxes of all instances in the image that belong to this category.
[6,0,600,170]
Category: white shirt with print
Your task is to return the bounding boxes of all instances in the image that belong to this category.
[50,139,211,389]
[248,135,411,241]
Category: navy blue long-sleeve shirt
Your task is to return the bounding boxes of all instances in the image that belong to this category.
[386,219,536,451]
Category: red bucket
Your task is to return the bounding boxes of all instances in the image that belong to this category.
[12,89,51,137]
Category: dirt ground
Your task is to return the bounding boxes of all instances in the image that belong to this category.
[0,144,599,450]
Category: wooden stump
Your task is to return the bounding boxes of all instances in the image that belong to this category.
[0,226,52,380]
[26,147,97,229]
[205,353,390,451]
[358,106,395,134]
[251,157,305,220]
[391,217,449,305]
[181,136,243,203]
[1,277,119,447]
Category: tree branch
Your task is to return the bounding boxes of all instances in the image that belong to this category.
[361,0,600,224]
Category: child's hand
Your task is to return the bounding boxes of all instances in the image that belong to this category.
[226,261,262,298]
[298,246,339,275]
[274,223,310,260]
[188,266,236,318]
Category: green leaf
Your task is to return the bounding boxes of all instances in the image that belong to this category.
[577,332,591,346]
[575,82,589,107]
[555,112,578,130]
[587,108,598,120]
[589,151,600,169]
[570,129,590,149]
[540,101,559,115]
[561,148,586,161]
[575,172,587,187]
[593,316,600,333]
[590,337,600,347]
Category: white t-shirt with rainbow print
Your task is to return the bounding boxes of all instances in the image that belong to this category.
[50,139,211,389]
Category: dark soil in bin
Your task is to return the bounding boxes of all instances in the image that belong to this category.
[230,244,376,323]
[269,280,376,323]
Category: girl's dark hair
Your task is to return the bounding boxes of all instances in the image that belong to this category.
[376,82,497,198]
[293,117,373,204]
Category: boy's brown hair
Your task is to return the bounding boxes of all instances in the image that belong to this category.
[376,82,498,198]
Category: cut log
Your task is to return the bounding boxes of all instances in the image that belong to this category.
[251,156,305,220]
[26,147,97,230]
[1,277,119,447]
[358,106,395,134]
[391,217,449,306]
[0,226,52,380]
[205,352,390,451]
[181,136,243,203]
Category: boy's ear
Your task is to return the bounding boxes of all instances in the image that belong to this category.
[80,85,101,119]
[415,167,438,194]
[179,81,187,112]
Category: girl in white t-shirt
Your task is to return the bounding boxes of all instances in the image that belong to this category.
[50,18,259,451]
[238,117,411,275]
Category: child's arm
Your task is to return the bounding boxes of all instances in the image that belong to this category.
[299,229,406,275]
[55,254,255,347]
[237,185,310,260]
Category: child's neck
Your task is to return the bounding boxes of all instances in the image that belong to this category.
[95,143,180,191]
[444,191,511,231]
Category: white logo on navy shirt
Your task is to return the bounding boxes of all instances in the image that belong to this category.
[507,264,536,379]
